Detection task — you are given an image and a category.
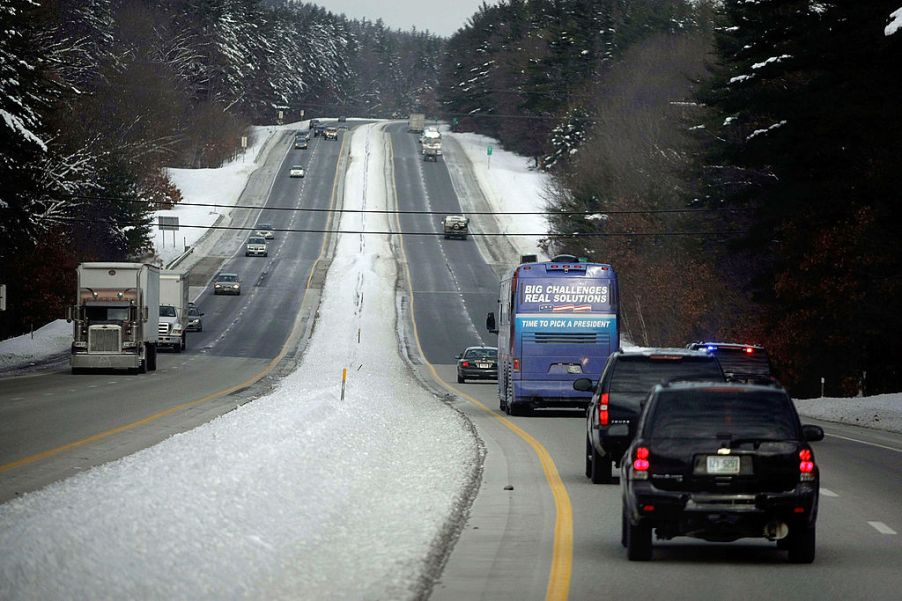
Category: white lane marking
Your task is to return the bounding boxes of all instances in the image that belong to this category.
[825,433,902,453]
[868,521,897,535]
[820,488,838,498]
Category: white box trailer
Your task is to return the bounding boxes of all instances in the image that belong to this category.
[68,262,160,374]
[159,271,188,352]
[408,113,425,133]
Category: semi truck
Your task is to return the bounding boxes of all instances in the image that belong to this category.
[408,113,425,133]
[68,262,160,374]
[158,271,188,352]
[422,128,442,161]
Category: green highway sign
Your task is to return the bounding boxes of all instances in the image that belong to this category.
[487,146,493,156]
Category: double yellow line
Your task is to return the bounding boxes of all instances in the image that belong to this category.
[386,129,573,601]
[0,134,351,476]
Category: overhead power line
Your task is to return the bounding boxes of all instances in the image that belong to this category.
[59,194,750,216]
[49,216,743,238]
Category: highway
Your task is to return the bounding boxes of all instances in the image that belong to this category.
[0,124,350,502]
[1,121,900,600]
[384,123,902,600]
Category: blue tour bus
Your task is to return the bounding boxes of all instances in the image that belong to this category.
[486,255,620,415]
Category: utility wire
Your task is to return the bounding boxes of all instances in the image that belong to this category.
[58,193,749,216]
[49,217,743,238]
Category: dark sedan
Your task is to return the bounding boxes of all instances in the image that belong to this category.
[456,346,498,383]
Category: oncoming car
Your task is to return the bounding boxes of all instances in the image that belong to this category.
[245,236,267,257]
[213,273,241,295]
[456,346,498,383]
[186,304,204,332]
[255,223,274,239]
[289,165,305,178]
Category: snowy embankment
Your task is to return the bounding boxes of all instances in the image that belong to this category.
[0,320,70,372]
[154,122,301,266]
[795,394,902,433]
[445,130,550,260]
[0,123,478,600]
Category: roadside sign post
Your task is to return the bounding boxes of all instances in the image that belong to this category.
[487,145,493,170]
[241,135,248,163]
[159,216,179,249]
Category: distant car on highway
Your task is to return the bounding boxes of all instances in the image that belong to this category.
[621,381,823,562]
[245,236,268,257]
[294,137,308,149]
[213,273,241,295]
[324,127,338,140]
[456,346,498,383]
[254,223,274,239]
[574,348,725,484]
[289,165,305,177]
[186,303,204,332]
[442,215,469,240]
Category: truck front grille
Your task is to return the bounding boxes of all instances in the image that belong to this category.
[88,326,121,352]
[158,323,171,336]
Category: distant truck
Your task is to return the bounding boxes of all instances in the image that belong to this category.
[158,271,188,352]
[324,126,338,140]
[409,113,425,133]
[422,129,442,161]
[442,215,469,240]
[67,262,160,374]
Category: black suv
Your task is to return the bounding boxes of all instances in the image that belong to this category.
[687,341,774,384]
[574,349,725,484]
[621,382,823,562]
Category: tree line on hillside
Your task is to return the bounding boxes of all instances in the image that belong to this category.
[441,0,902,396]
[0,0,442,339]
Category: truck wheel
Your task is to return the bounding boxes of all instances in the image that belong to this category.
[148,345,157,371]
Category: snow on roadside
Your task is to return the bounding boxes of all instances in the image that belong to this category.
[0,320,70,370]
[0,123,477,601]
[794,394,902,434]
[154,122,304,266]
[445,130,550,260]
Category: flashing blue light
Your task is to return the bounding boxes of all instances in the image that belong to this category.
[706,346,717,352]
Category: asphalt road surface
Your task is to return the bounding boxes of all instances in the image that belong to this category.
[385,123,902,601]
[0,124,351,503]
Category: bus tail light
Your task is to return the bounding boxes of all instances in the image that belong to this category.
[599,392,609,426]
[513,358,520,372]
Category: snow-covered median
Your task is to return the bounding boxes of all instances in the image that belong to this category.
[0,123,478,600]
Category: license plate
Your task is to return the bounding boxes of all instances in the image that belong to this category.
[477,363,491,369]
[706,455,740,474]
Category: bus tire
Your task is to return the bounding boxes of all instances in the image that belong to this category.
[509,402,531,417]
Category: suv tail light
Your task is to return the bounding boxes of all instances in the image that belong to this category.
[513,358,520,371]
[632,447,650,480]
[598,392,610,426]
[799,448,815,481]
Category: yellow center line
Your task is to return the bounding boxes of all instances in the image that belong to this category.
[386,129,573,601]
[1,133,351,476]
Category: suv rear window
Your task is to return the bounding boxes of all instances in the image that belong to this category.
[710,348,771,377]
[608,356,723,410]
[645,389,799,440]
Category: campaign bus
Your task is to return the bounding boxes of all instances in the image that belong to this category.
[486,255,619,415]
